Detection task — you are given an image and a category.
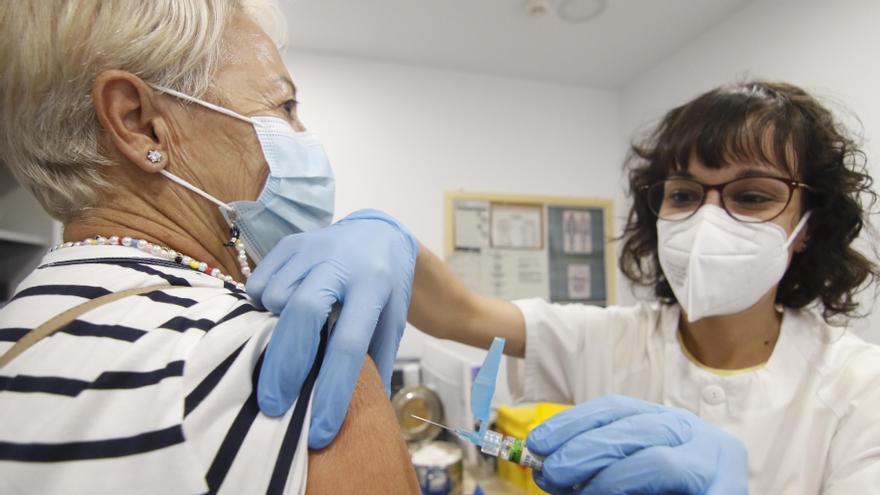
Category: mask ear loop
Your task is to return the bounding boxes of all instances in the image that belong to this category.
[159,169,232,212]
[783,211,812,249]
[149,84,255,125]
[159,169,244,244]
[150,84,253,249]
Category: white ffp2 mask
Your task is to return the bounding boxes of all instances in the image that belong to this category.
[657,205,811,322]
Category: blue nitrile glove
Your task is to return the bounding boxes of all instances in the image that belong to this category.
[246,209,419,449]
[527,395,748,495]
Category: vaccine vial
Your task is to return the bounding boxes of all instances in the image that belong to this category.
[479,430,544,471]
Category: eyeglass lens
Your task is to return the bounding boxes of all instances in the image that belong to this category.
[648,177,793,222]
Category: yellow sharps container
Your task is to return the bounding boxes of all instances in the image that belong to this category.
[495,403,571,494]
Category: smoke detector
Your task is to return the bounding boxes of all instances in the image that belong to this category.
[524,0,552,16]
[524,0,608,23]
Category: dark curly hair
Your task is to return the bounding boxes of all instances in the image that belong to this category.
[619,81,878,322]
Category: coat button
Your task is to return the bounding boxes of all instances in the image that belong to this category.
[702,385,726,405]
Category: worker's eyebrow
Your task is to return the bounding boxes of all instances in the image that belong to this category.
[667,167,789,181]
[668,170,693,178]
[733,167,789,180]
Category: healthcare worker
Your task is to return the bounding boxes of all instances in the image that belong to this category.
[248,81,880,493]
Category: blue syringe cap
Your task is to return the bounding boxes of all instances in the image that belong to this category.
[468,337,505,444]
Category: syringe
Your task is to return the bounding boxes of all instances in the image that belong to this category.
[410,415,544,471]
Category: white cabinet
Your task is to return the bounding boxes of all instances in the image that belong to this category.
[0,164,61,304]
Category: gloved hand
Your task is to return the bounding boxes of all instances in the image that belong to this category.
[246,209,419,449]
[527,395,749,495]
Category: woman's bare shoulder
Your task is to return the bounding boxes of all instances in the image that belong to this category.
[306,357,419,494]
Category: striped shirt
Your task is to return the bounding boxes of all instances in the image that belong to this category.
[0,245,323,495]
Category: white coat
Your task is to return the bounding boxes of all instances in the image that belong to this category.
[506,299,880,494]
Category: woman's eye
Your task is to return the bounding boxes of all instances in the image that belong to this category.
[281,99,298,116]
[668,190,699,204]
[732,192,772,204]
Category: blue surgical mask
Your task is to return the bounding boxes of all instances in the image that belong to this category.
[150,85,335,263]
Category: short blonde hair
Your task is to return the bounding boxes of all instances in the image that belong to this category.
[0,0,284,221]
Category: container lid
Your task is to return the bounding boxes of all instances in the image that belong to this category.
[392,385,444,442]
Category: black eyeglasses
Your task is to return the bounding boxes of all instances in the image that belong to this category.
[642,176,813,223]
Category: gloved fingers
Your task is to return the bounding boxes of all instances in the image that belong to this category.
[245,234,306,303]
[528,395,666,456]
[307,353,365,450]
[257,303,319,417]
[541,410,692,488]
[366,292,406,396]
[257,262,343,416]
[307,289,384,449]
[257,254,330,314]
[533,471,577,495]
[579,446,706,495]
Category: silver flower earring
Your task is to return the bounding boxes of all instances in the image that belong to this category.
[146,149,163,164]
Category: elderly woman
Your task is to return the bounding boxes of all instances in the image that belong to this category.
[0,1,417,493]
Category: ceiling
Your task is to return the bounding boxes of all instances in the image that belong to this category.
[281,0,755,89]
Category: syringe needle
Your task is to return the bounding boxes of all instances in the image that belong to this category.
[409,414,458,433]
[410,414,483,445]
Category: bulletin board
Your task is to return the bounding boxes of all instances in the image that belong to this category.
[445,191,615,306]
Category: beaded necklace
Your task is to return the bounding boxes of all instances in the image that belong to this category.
[49,235,250,290]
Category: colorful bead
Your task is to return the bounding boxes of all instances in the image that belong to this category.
[52,235,250,288]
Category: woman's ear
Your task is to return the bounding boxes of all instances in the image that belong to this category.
[91,70,167,174]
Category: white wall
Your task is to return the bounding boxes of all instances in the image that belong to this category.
[283,51,625,358]
[620,0,880,342]
[282,0,880,351]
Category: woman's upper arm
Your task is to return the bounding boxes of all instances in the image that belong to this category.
[409,245,526,355]
[307,357,419,494]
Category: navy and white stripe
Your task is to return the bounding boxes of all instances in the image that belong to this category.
[0,245,317,495]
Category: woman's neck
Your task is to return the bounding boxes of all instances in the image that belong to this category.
[63,188,248,283]
[679,291,783,370]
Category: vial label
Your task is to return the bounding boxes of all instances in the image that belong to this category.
[520,447,543,471]
[480,430,503,457]
[506,438,524,464]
